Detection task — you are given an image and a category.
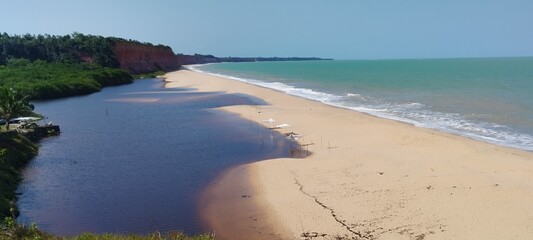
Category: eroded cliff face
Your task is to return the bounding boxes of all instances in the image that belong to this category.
[113,41,180,74]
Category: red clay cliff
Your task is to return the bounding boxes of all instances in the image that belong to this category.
[113,41,181,74]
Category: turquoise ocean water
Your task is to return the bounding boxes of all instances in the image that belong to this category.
[192,57,533,151]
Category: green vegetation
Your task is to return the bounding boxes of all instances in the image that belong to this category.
[0,133,39,218]
[1,212,214,240]
[0,87,36,129]
[0,32,176,99]
[1,207,54,239]
[0,32,119,67]
[63,233,214,240]
[0,60,132,100]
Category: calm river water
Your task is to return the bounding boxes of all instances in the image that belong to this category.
[17,78,294,236]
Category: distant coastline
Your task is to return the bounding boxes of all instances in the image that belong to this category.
[176,54,332,65]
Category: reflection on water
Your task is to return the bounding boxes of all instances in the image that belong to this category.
[17,79,295,236]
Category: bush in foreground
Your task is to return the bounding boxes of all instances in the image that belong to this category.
[1,212,214,240]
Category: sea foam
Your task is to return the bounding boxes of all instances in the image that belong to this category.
[188,64,533,151]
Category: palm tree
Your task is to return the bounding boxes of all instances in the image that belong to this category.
[0,87,35,130]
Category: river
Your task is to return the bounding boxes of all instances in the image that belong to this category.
[17,78,294,236]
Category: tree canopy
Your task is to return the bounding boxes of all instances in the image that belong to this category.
[0,32,173,68]
[0,60,132,100]
[0,32,118,67]
[0,87,35,127]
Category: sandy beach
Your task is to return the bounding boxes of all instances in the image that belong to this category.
[165,69,533,240]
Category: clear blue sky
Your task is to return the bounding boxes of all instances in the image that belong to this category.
[1,0,532,59]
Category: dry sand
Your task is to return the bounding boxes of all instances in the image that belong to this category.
[165,69,533,240]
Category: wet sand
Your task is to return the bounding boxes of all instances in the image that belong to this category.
[165,69,533,240]
[200,165,291,240]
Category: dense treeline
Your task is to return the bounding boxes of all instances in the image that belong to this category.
[0,32,120,67]
[0,59,132,99]
[0,32,173,68]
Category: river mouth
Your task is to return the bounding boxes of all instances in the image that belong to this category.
[17,78,296,236]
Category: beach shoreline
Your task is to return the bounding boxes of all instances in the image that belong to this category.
[165,69,533,240]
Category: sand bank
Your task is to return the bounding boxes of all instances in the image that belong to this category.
[165,69,533,240]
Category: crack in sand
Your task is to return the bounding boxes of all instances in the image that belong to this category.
[294,178,375,240]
